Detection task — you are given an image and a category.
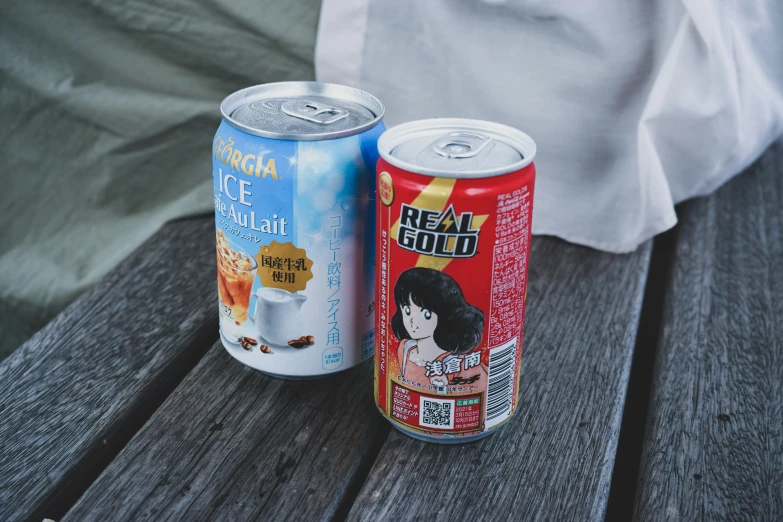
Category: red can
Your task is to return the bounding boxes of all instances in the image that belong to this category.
[374,119,536,443]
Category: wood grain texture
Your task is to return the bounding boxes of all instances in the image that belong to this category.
[634,142,783,520]
[0,217,218,522]
[347,237,652,522]
[63,346,387,522]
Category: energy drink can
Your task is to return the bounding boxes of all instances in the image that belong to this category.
[214,82,384,378]
[374,118,536,442]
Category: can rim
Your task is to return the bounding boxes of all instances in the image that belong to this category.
[378,118,536,178]
[220,82,385,141]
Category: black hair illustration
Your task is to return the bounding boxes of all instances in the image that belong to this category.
[391,267,484,356]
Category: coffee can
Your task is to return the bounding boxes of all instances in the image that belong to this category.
[214,82,385,378]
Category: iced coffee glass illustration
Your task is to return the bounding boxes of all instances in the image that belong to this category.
[216,230,257,326]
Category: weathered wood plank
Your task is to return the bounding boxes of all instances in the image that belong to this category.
[634,142,783,520]
[62,235,650,522]
[0,216,218,522]
[346,238,652,521]
[63,346,386,522]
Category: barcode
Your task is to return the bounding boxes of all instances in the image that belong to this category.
[419,397,455,429]
[485,340,517,428]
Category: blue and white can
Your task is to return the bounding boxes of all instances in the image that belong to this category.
[213,82,385,378]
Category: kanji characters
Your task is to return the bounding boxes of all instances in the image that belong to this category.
[424,360,443,377]
[463,352,481,370]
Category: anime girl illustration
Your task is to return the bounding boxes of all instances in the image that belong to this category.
[391,267,487,391]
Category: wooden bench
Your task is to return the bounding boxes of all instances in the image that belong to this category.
[0,142,780,521]
[634,142,783,520]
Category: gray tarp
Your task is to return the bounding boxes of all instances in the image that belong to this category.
[0,0,321,359]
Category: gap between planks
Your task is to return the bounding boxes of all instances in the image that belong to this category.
[604,227,678,521]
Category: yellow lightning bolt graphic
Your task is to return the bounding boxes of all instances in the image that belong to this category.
[439,211,455,231]
[391,177,456,239]
[390,177,488,272]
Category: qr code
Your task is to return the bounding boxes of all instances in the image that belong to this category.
[420,397,455,429]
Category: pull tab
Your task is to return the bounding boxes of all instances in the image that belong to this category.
[281,100,349,125]
[432,132,491,159]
